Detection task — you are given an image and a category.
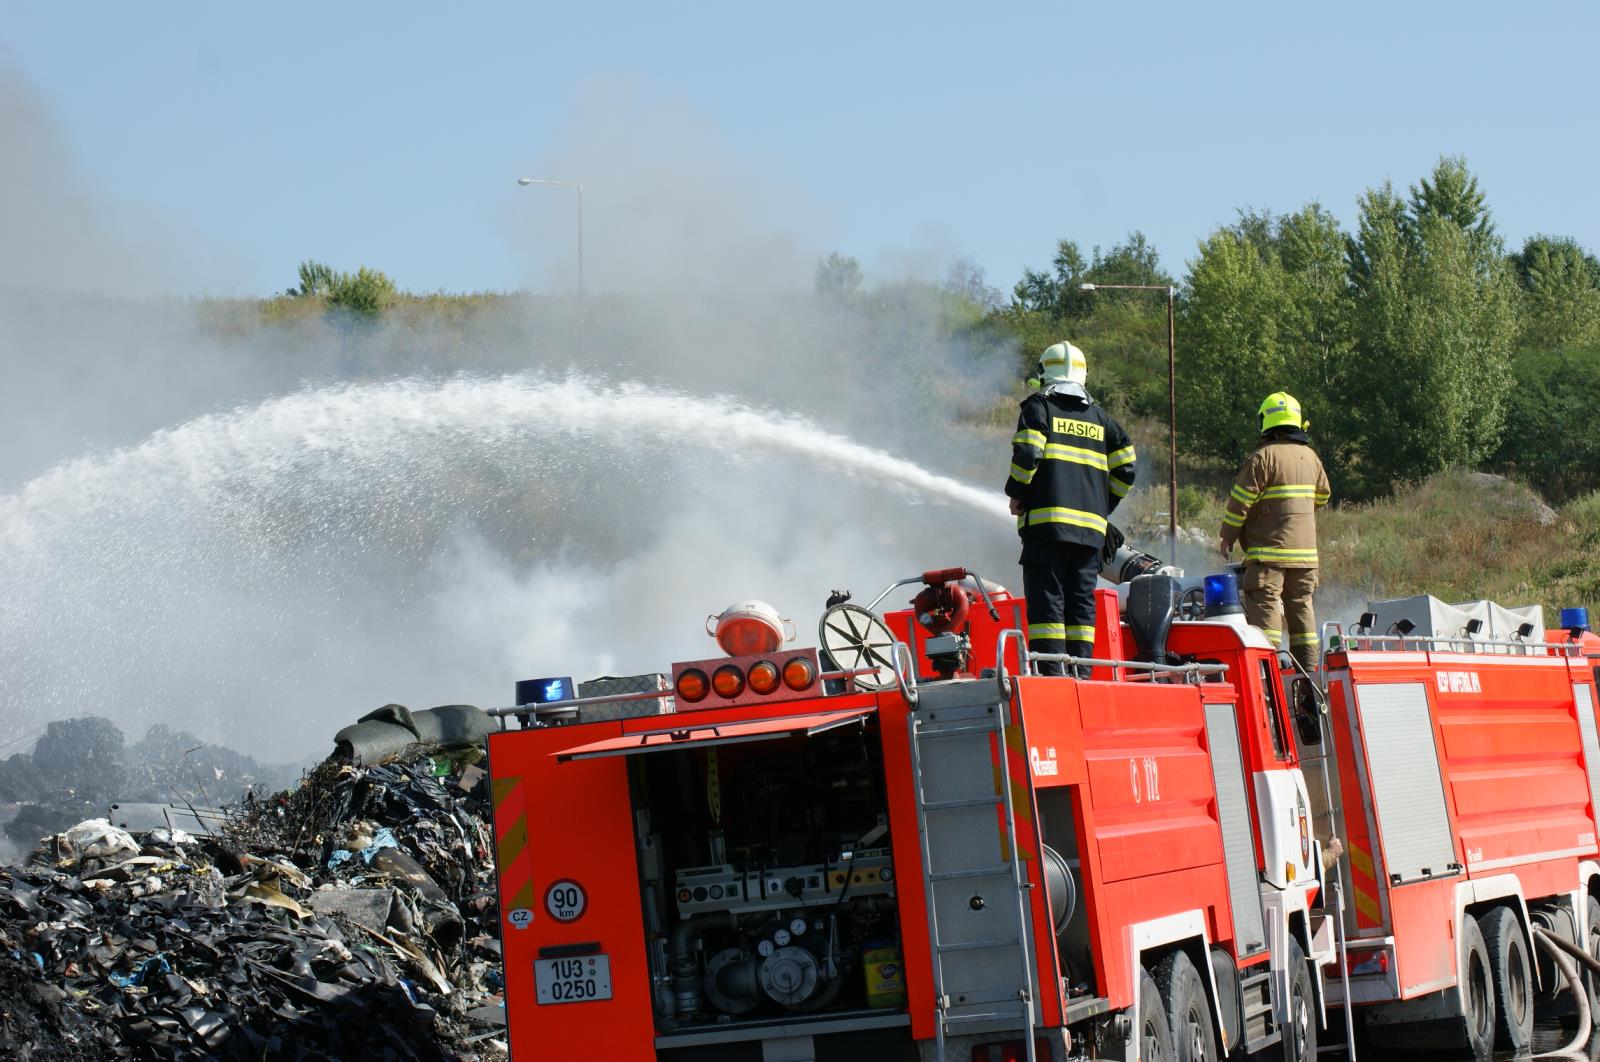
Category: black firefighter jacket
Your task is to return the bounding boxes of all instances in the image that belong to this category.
[1004,389,1137,549]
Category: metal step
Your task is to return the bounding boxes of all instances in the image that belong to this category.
[936,937,1021,953]
[942,987,1030,1007]
[929,864,1013,882]
[1240,971,1275,1019]
[915,721,997,740]
[922,795,1004,811]
[941,1007,1031,1027]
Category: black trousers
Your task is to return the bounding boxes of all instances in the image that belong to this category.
[1020,540,1101,676]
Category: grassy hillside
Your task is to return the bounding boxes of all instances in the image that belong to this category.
[1177,470,1600,616]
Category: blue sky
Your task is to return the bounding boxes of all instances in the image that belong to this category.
[3,0,1596,297]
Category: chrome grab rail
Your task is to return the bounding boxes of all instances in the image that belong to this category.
[994,626,1229,686]
[1322,621,1581,656]
[1028,655,1230,683]
[996,628,1030,686]
[892,641,919,705]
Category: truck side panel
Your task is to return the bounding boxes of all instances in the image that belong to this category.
[1021,677,1235,1013]
[488,725,656,1061]
[1438,688,1596,873]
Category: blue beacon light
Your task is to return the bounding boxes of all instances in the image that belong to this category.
[1561,607,1590,635]
[1204,572,1243,617]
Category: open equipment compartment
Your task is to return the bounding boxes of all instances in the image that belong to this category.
[611,705,911,1057]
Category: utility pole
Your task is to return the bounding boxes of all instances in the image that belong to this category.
[516,177,585,357]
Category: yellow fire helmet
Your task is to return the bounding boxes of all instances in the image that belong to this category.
[1258,391,1305,433]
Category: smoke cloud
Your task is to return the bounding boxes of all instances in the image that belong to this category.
[0,66,245,299]
[1,72,1031,762]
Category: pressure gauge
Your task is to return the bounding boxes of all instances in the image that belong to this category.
[757,939,776,957]
[774,929,792,946]
[789,917,808,936]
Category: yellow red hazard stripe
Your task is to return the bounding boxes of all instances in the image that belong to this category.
[492,775,536,914]
[1346,840,1382,927]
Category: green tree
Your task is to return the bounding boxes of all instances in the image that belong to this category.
[1011,233,1171,320]
[1407,155,1493,244]
[814,252,863,302]
[292,259,337,297]
[1177,228,1294,459]
[942,255,1001,311]
[1510,235,1600,351]
[1343,160,1518,494]
[1493,347,1600,499]
[1176,205,1354,466]
[32,716,126,799]
[288,260,397,316]
[327,265,397,316]
[1275,205,1355,456]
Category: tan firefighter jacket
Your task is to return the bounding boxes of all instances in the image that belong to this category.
[1219,435,1331,568]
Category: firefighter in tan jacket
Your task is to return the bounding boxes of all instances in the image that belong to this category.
[1218,392,1331,669]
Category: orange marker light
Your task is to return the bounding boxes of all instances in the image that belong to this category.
[782,657,816,691]
[748,660,781,695]
[712,665,746,699]
[676,668,710,703]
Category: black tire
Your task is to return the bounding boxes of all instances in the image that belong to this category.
[1479,905,1533,1053]
[1581,895,1600,1024]
[1282,937,1318,1062]
[1141,964,1176,1062]
[1156,950,1219,1062]
[1457,914,1497,1062]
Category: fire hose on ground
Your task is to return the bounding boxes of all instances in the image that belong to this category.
[1532,926,1592,1058]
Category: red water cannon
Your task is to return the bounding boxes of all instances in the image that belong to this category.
[913,568,972,636]
[911,567,1001,637]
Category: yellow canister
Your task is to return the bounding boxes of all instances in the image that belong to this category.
[863,945,906,1008]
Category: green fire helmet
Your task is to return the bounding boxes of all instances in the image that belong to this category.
[1258,391,1304,433]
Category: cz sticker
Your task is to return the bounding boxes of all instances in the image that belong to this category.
[545,880,587,923]
[507,907,534,930]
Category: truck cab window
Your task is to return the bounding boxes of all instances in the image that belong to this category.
[1258,659,1290,761]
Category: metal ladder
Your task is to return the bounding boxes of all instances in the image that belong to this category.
[1296,645,1357,1061]
[907,683,1039,1062]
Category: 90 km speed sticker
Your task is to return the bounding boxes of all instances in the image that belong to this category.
[545,880,587,922]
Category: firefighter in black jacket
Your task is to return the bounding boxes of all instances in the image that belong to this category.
[1004,342,1137,676]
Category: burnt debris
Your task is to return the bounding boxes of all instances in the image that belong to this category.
[0,710,506,1060]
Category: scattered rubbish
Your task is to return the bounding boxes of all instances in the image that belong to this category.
[61,817,139,862]
[107,802,226,837]
[0,707,506,1059]
[333,704,495,767]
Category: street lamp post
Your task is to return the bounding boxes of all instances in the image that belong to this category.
[516,177,585,357]
[1078,282,1179,562]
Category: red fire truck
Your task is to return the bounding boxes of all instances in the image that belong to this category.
[1303,614,1600,1058]
[484,563,1344,1062]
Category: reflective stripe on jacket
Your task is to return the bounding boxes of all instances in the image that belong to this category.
[1221,437,1330,568]
[1005,391,1136,549]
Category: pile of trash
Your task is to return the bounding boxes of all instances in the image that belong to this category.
[0,707,506,1060]
[2,717,305,854]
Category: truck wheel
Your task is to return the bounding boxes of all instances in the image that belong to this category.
[1457,914,1497,1062]
[1479,905,1533,1052]
[1582,895,1600,1024]
[1156,951,1218,1062]
[1282,938,1317,1062]
[1141,964,1175,1062]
